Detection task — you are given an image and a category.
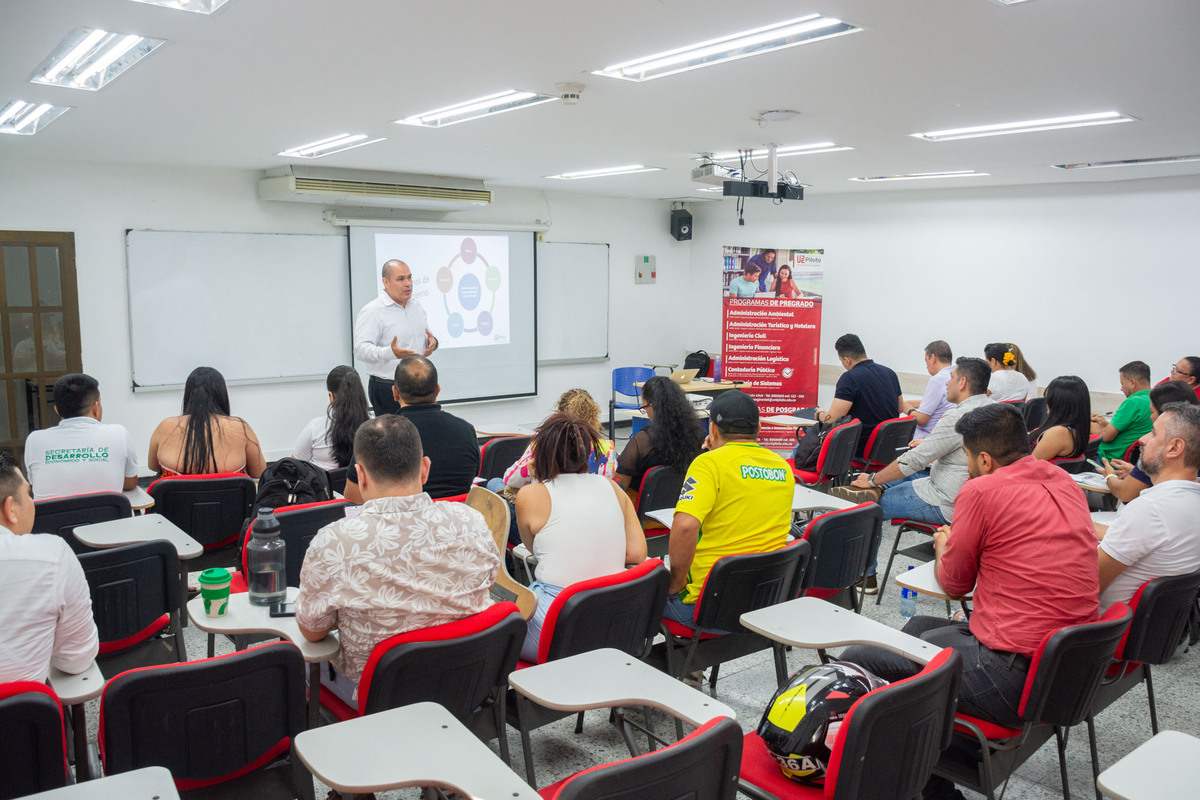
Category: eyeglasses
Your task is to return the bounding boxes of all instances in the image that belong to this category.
[1171,364,1194,377]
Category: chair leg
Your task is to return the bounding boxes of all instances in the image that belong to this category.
[172,615,187,662]
[708,663,720,692]
[662,628,678,677]
[574,711,584,734]
[1086,716,1102,800]
[613,708,639,758]
[290,752,316,800]
[1145,664,1159,735]
[494,689,511,767]
[206,632,215,658]
[608,400,616,442]
[515,693,537,789]
[1054,726,1072,800]
[876,526,905,606]
[772,644,788,689]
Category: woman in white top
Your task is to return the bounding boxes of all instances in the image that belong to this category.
[984,342,1038,402]
[292,366,371,471]
[514,413,647,661]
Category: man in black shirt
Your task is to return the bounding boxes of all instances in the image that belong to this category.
[344,356,479,501]
[814,334,904,457]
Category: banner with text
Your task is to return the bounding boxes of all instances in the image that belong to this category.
[721,246,825,450]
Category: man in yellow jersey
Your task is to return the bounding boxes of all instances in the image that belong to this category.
[665,390,795,628]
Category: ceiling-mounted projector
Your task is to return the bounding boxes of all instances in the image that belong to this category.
[692,163,743,185]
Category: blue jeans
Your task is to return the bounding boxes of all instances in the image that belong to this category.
[521,581,563,662]
[866,471,947,576]
[662,594,730,635]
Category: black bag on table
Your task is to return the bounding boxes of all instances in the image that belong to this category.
[252,457,333,518]
[683,350,711,376]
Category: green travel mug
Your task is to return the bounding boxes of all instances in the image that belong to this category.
[198,567,232,617]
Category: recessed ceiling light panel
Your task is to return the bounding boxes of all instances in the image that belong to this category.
[913,111,1136,142]
[546,164,664,180]
[594,14,861,82]
[30,27,165,91]
[850,170,990,182]
[0,99,70,135]
[1053,154,1200,170]
[278,133,387,159]
[990,0,1034,5]
[710,142,853,161]
[128,0,232,13]
[397,90,557,128]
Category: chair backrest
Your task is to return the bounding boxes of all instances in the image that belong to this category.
[815,419,862,480]
[239,499,350,585]
[100,642,306,791]
[79,540,180,656]
[826,648,962,800]
[800,503,883,596]
[539,559,670,664]
[612,366,655,400]
[552,716,742,800]
[325,466,348,494]
[147,473,256,550]
[1120,569,1200,664]
[32,492,132,553]
[1123,441,1141,463]
[1049,453,1090,474]
[478,435,531,480]
[635,465,685,517]
[861,417,917,469]
[0,682,68,800]
[1023,397,1049,431]
[1018,603,1131,726]
[693,544,806,632]
[358,603,525,719]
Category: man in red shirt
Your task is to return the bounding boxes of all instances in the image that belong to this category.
[842,403,1098,798]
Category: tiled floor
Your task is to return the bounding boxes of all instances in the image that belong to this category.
[83,520,1200,798]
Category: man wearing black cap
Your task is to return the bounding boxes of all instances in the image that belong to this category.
[664,391,795,627]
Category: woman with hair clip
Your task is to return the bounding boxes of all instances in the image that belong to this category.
[148,366,266,477]
[615,376,704,492]
[773,264,803,299]
[1030,375,1092,463]
[292,365,371,471]
[984,342,1038,402]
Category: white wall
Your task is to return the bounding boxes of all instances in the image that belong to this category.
[691,175,1200,395]
[0,158,702,459]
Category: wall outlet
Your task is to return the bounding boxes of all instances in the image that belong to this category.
[635,254,656,284]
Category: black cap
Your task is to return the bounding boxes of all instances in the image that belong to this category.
[708,390,759,435]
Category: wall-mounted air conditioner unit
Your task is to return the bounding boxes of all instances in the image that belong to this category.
[258,166,491,211]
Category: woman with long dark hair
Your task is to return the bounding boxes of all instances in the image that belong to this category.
[148,366,266,477]
[1031,375,1091,461]
[293,365,371,470]
[773,264,802,298]
[615,376,704,491]
[984,342,1037,402]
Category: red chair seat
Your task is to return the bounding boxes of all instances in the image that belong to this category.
[662,617,725,641]
[514,659,535,671]
[792,468,822,485]
[804,587,840,601]
[739,731,825,798]
[97,613,171,656]
[317,685,357,723]
[228,570,247,594]
[953,712,1022,741]
[890,518,939,533]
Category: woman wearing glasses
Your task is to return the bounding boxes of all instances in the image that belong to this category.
[1164,356,1200,401]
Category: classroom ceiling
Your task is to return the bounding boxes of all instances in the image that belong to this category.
[2,0,1199,198]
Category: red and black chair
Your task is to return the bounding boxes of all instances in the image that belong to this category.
[876,517,943,606]
[0,682,70,799]
[661,542,811,691]
[788,419,862,488]
[1049,453,1090,474]
[98,642,314,799]
[851,417,917,472]
[1023,397,1049,431]
[319,602,524,763]
[232,499,351,592]
[324,466,348,494]
[147,472,256,551]
[795,503,882,616]
[79,540,185,676]
[33,492,133,554]
[538,716,743,800]
[935,604,1132,800]
[633,465,685,557]
[478,435,532,481]
[740,647,963,800]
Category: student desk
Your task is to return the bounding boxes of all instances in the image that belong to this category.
[761,414,818,428]
[293,701,538,798]
[47,662,105,781]
[22,766,179,800]
[636,379,752,395]
[1097,730,1200,800]
[643,483,855,528]
[123,486,155,513]
[186,587,339,727]
[895,560,973,618]
[1072,472,1112,494]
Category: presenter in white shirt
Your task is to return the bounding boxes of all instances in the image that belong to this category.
[354,259,439,415]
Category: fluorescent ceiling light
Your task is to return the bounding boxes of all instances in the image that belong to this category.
[0,98,70,136]
[278,133,387,159]
[696,186,725,192]
[128,0,233,13]
[850,170,990,182]
[397,90,557,128]
[30,27,165,91]
[990,0,1034,5]
[1053,154,1200,170]
[594,14,861,82]
[546,164,664,180]
[710,142,853,161]
[913,111,1136,142]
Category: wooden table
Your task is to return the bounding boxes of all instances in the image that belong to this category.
[123,486,155,513]
[293,701,539,798]
[47,662,105,781]
[761,414,818,428]
[1097,730,1200,799]
[474,423,537,438]
[186,587,339,726]
[740,596,941,665]
[636,379,752,395]
[21,766,179,800]
[644,483,854,528]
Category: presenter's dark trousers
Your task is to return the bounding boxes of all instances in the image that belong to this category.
[368,375,401,417]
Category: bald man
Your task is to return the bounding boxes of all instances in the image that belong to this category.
[354,259,439,415]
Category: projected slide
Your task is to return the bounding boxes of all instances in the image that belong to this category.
[373,232,510,350]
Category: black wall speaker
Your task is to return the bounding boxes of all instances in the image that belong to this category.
[670,209,693,241]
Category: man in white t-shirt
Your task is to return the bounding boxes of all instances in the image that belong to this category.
[24,373,139,499]
[1096,402,1200,609]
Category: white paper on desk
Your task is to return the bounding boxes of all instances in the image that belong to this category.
[1071,473,1107,489]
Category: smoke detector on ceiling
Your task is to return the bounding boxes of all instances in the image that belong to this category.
[557,83,585,105]
[754,109,801,127]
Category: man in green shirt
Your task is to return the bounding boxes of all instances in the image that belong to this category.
[1095,361,1153,461]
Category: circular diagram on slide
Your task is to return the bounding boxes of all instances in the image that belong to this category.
[435,237,502,338]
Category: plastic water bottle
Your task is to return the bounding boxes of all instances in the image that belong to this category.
[899,566,917,621]
[713,355,722,381]
[247,508,286,606]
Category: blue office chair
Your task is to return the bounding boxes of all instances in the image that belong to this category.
[610,366,655,440]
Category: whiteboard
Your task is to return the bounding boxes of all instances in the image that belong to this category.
[126,230,351,388]
[536,241,609,363]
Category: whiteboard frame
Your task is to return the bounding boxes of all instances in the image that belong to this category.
[536,240,609,366]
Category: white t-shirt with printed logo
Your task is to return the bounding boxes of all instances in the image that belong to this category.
[24,417,139,499]
[1099,479,1200,609]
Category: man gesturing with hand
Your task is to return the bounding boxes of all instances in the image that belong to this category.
[354,259,439,415]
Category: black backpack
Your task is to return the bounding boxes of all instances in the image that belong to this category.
[252,457,333,518]
[683,350,711,376]
[792,416,850,471]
